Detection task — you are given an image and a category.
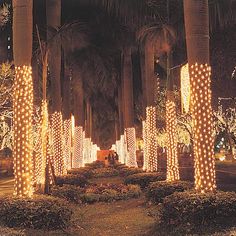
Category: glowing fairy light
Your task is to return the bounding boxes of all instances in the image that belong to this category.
[72,126,84,168]
[181,63,191,113]
[166,96,180,181]
[125,127,137,167]
[145,106,158,172]
[51,111,65,175]
[13,66,34,197]
[63,119,72,170]
[190,63,216,193]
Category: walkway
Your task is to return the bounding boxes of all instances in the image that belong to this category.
[0,177,14,196]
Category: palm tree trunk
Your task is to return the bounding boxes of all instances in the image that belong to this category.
[12,0,34,197]
[184,0,216,192]
[122,47,137,167]
[72,67,84,168]
[144,42,158,171]
[46,0,64,175]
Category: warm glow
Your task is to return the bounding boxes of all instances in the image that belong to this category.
[166,98,180,181]
[72,126,84,168]
[51,112,65,175]
[13,65,34,197]
[125,127,137,167]
[144,106,158,172]
[190,63,216,193]
[181,63,191,113]
[142,120,147,170]
[63,119,72,170]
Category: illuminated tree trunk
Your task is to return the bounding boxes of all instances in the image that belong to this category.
[72,68,84,168]
[62,63,72,170]
[144,42,158,171]
[12,0,34,197]
[122,47,137,167]
[46,0,64,175]
[184,0,216,192]
[166,91,180,181]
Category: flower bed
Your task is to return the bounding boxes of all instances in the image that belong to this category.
[0,195,72,229]
[85,160,105,168]
[146,181,193,203]
[51,183,141,204]
[157,191,236,234]
[124,172,165,189]
[67,167,93,178]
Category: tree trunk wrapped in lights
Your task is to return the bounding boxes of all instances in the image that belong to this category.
[145,106,158,171]
[184,0,216,192]
[12,0,34,197]
[181,63,191,114]
[51,112,64,175]
[122,47,137,167]
[166,91,180,181]
[73,126,84,167]
[47,0,64,176]
[63,119,72,169]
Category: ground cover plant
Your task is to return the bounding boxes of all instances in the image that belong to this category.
[124,172,165,189]
[146,180,193,203]
[0,195,72,230]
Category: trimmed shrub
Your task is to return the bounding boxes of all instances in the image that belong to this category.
[124,172,165,188]
[85,161,105,169]
[146,181,193,203]
[0,195,72,229]
[50,185,84,203]
[51,183,141,204]
[55,174,88,187]
[67,167,93,178]
[91,167,119,178]
[158,191,236,234]
[119,167,144,177]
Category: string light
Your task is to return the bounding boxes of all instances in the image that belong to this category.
[145,106,158,172]
[166,95,180,181]
[51,111,65,175]
[63,119,72,170]
[13,66,34,197]
[190,63,216,193]
[142,120,147,170]
[125,127,137,167]
[72,126,84,168]
[181,63,191,113]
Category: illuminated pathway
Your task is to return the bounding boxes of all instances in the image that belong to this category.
[0,177,14,196]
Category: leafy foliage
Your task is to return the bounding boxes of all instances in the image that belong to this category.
[146,180,193,203]
[158,191,236,234]
[51,183,141,204]
[0,195,72,229]
[119,167,144,177]
[55,174,88,187]
[124,172,165,188]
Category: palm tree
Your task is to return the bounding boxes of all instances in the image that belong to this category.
[46,0,64,175]
[184,0,216,193]
[12,0,33,197]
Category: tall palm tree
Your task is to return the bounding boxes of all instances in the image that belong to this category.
[46,0,64,175]
[184,0,216,193]
[12,0,33,197]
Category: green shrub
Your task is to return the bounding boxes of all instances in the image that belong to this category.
[91,167,119,178]
[67,167,93,178]
[119,167,144,177]
[50,185,84,203]
[0,195,72,229]
[56,174,88,187]
[158,191,236,234]
[51,183,141,204]
[85,161,105,169]
[124,172,165,188]
[146,181,193,203]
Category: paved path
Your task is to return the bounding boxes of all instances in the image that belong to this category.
[0,177,14,196]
